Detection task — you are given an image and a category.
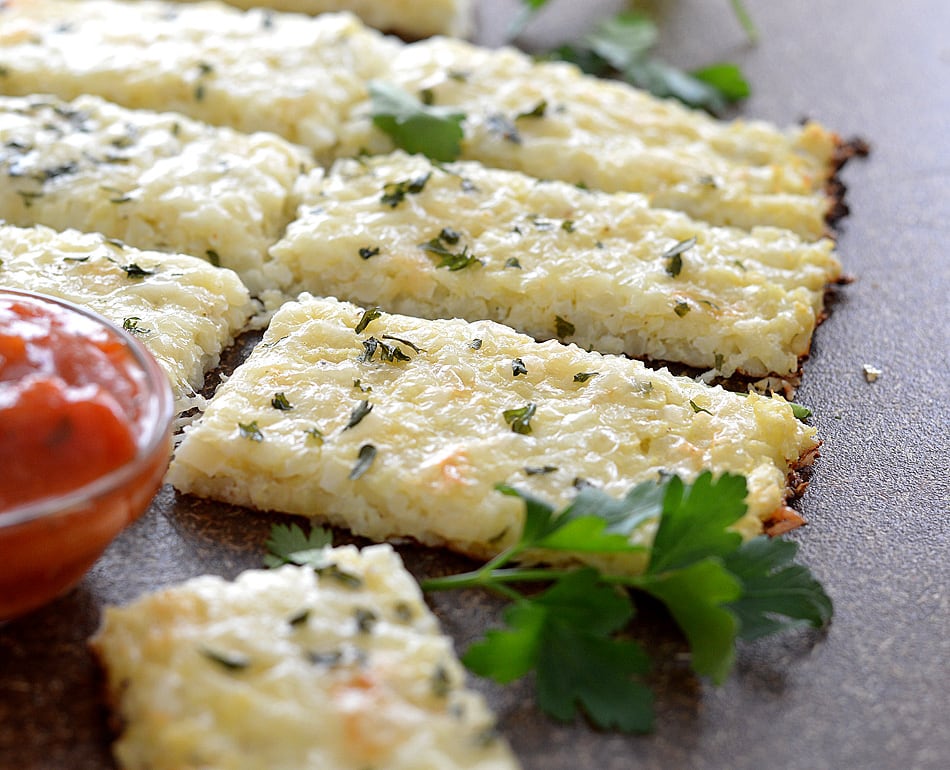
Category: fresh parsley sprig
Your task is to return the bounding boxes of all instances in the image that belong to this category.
[422,472,831,729]
[547,12,750,115]
[368,81,465,162]
[263,472,831,733]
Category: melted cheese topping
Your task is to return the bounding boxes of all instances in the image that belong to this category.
[169,296,819,569]
[273,152,840,378]
[0,94,310,293]
[0,0,837,236]
[339,38,839,239]
[177,0,474,38]
[90,548,520,770]
[0,224,252,408]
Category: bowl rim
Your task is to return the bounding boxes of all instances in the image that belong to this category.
[0,289,174,528]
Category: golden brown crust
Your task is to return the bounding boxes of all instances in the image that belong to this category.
[825,135,872,231]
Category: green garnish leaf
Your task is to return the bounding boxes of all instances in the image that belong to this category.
[502,402,536,434]
[524,465,558,476]
[504,257,522,269]
[271,392,293,411]
[691,63,751,102]
[674,300,691,317]
[573,371,599,383]
[511,358,528,377]
[689,399,712,415]
[238,421,263,442]
[205,249,221,267]
[464,569,654,732]
[381,334,425,354]
[349,444,377,480]
[343,400,373,431]
[369,81,465,162]
[723,536,833,640]
[470,338,483,349]
[264,522,333,569]
[304,426,324,445]
[647,472,746,573]
[354,307,382,334]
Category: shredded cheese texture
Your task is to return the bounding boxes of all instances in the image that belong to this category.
[0,223,252,409]
[90,548,521,770]
[275,152,841,377]
[172,0,474,38]
[0,93,309,293]
[169,296,820,570]
[0,0,837,236]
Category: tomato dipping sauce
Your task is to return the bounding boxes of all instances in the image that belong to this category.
[0,291,173,620]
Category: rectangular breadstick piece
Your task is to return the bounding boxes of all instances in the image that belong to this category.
[0,0,839,236]
[0,94,311,294]
[90,547,521,770]
[273,152,841,378]
[168,295,820,570]
[0,223,253,410]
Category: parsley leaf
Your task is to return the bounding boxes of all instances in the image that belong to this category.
[722,536,833,640]
[369,81,465,162]
[647,472,746,573]
[503,402,536,434]
[465,570,654,732]
[264,523,333,569]
[547,12,750,115]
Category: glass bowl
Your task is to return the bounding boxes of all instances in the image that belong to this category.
[0,290,174,621]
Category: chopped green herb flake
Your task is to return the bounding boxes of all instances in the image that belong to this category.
[470,338,483,350]
[790,403,813,421]
[354,307,382,334]
[663,237,697,277]
[714,353,725,371]
[271,392,293,411]
[504,257,522,269]
[381,172,431,207]
[555,315,575,338]
[381,334,425,353]
[516,99,548,119]
[349,444,377,480]
[561,219,576,233]
[689,399,713,416]
[431,664,452,697]
[420,236,481,271]
[512,358,528,377]
[201,648,250,671]
[439,227,461,244]
[503,402,536,434]
[304,426,324,444]
[573,371,599,383]
[525,465,558,476]
[288,608,310,627]
[343,400,373,431]
[121,316,150,335]
[238,421,264,441]
[205,249,221,266]
[487,112,521,143]
[307,650,343,667]
[359,246,380,259]
[354,607,378,634]
[393,602,414,623]
[674,300,690,317]
[120,262,154,279]
[317,563,364,588]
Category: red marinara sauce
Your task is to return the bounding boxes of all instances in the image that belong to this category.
[0,291,173,620]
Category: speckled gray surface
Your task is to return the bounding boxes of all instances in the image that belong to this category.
[2,1,948,768]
